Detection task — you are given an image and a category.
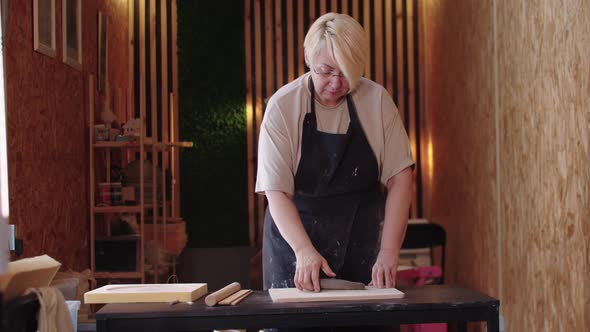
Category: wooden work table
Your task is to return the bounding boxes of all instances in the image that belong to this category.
[96,285,500,332]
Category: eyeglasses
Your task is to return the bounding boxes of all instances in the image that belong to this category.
[312,66,346,80]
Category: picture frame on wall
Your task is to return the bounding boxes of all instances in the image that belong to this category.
[33,0,56,57]
[63,0,82,69]
[98,11,108,93]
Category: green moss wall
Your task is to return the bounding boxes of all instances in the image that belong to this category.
[177,1,248,247]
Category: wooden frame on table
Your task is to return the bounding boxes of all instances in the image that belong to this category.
[62,0,82,69]
[33,0,56,57]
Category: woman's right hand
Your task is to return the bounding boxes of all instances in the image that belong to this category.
[294,246,336,292]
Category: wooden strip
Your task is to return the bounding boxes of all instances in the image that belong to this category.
[385,0,393,97]
[341,0,348,15]
[160,0,170,258]
[245,0,255,247]
[245,0,255,246]
[297,0,304,76]
[254,0,264,243]
[231,289,253,305]
[105,147,111,183]
[150,0,158,148]
[401,0,409,129]
[417,0,427,215]
[149,0,160,282]
[139,0,146,283]
[396,0,404,125]
[275,0,284,87]
[320,0,327,15]
[331,0,338,12]
[261,0,275,241]
[265,0,274,105]
[88,74,95,288]
[363,0,370,77]
[161,0,169,165]
[374,0,383,85]
[128,0,134,123]
[171,0,180,219]
[411,0,422,216]
[406,0,417,218]
[218,289,253,306]
[352,0,359,20]
[169,93,177,219]
[309,0,315,23]
[407,0,415,108]
[286,0,294,82]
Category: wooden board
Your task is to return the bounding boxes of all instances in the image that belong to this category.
[84,283,207,304]
[269,287,405,303]
[0,255,61,302]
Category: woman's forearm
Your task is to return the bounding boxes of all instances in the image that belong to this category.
[380,167,413,254]
[265,191,314,254]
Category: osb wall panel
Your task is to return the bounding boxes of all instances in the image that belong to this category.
[100,0,130,122]
[4,0,129,271]
[424,0,590,331]
[497,1,589,331]
[423,0,498,297]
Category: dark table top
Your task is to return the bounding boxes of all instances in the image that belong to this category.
[96,285,499,330]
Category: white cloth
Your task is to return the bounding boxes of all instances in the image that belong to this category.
[26,286,74,332]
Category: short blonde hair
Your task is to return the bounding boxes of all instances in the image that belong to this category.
[304,13,369,92]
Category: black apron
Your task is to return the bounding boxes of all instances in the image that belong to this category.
[263,79,385,290]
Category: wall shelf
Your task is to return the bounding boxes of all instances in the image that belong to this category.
[94,272,143,279]
[93,206,143,214]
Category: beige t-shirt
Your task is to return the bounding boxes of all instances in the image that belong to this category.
[255,73,414,194]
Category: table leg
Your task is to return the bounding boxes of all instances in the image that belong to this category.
[487,304,500,332]
[456,322,467,332]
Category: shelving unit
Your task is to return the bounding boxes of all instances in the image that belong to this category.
[87,74,192,287]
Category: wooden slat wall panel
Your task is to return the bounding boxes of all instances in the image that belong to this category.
[130,0,177,281]
[132,2,176,186]
[245,0,424,246]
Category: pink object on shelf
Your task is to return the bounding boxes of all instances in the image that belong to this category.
[397,266,443,286]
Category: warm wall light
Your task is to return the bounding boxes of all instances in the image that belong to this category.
[427,137,433,182]
[246,104,253,128]
[410,140,417,166]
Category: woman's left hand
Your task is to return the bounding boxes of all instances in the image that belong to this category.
[370,249,399,288]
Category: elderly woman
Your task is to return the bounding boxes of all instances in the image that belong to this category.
[256,13,414,294]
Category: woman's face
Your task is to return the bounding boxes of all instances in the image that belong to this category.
[309,47,350,107]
